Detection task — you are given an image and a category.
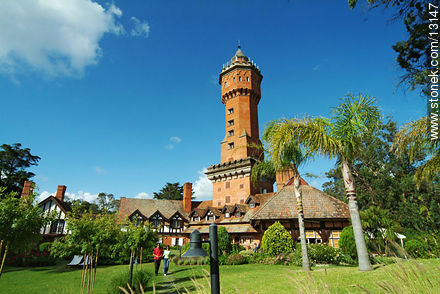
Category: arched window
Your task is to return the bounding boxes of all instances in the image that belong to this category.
[246,77,249,82]
[239,76,242,81]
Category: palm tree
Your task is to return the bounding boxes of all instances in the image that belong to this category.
[266,94,380,271]
[392,116,440,186]
[257,121,311,271]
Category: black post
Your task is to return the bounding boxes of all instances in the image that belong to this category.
[209,223,220,294]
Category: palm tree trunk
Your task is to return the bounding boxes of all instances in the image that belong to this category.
[292,170,310,271]
[341,158,372,271]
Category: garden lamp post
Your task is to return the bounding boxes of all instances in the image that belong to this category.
[182,223,220,294]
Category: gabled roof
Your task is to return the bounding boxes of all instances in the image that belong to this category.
[251,185,350,220]
[119,198,199,222]
[128,209,147,220]
[169,210,187,222]
[189,208,206,218]
[39,196,71,214]
[221,205,235,214]
[202,207,221,218]
[231,204,247,214]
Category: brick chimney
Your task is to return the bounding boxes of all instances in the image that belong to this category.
[21,181,34,198]
[276,169,294,192]
[183,182,192,213]
[55,185,67,202]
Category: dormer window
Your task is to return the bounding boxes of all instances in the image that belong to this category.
[171,214,182,228]
[151,214,162,228]
[192,216,200,222]
[206,210,216,221]
[172,219,181,228]
[249,203,256,209]
[235,212,241,217]
[225,212,230,218]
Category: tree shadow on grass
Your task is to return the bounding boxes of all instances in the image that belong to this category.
[144,274,207,294]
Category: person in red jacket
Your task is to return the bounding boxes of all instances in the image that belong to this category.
[153,243,163,276]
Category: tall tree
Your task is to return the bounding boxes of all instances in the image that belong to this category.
[260,120,311,271]
[269,94,381,271]
[0,188,54,278]
[392,116,440,185]
[153,182,184,200]
[96,193,119,213]
[323,118,440,234]
[0,143,40,195]
[349,0,433,95]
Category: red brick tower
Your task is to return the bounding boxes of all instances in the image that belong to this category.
[206,46,273,207]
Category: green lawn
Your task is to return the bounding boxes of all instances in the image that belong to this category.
[1,259,439,293]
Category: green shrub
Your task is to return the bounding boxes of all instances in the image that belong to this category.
[308,244,342,265]
[225,253,247,265]
[261,222,295,256]
[107,268,151,294]
[339,226,357,261]
[238,250,254,258]
[247,252,268,264]
[219,254,228,265]
[218,226,232,255]
[231,243,245,254]
[293,243,343,266]
[39,242,52,252]
[293,244,315,267]
[274,252,294,265]
[182,242,210,255]
[405,239,428,258]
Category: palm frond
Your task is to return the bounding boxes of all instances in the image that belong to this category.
[331,94,381,157]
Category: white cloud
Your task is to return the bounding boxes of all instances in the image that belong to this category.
[94,166,107,175]
[38,191,52,202]
[38,190,98,203]
[193,168,212,200]
[0,0,124,77]
[165,136,182,150]
[169,136,182,143]
[65,191,98,203]
[130,17,150,38]
[135,192,151,199]
[312,65,320,71]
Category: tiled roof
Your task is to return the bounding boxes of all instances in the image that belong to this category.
[251,185,350,220]
[245,193,275,205]
[183,224,258,234]
[119,198,197,222]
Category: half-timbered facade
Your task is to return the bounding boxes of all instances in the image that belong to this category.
[38,185,71,242]
[118,183,203,246]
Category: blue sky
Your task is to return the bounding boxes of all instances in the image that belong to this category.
[0,0,425,203]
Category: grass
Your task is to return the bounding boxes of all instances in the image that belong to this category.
[1,259,439,293]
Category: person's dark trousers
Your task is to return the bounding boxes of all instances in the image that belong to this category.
[154,259,161,275]
[164,258,169,275]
